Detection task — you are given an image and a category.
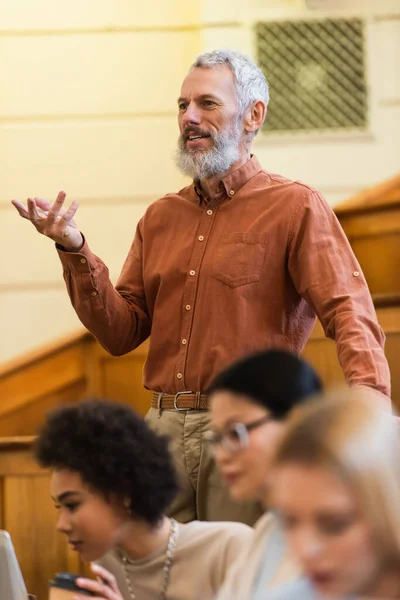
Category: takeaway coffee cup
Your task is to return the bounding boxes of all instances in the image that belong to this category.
[49,573,95,599]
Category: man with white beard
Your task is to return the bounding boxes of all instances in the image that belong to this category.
[13,49,390,525]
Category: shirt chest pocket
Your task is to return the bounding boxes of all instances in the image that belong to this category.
[211,232,268,288]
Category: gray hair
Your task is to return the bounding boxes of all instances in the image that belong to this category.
[191,49,270,116]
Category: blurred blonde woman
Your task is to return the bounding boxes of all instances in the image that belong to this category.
[270,390,400,599]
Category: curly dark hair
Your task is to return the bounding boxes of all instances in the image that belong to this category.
[34,398,179,525]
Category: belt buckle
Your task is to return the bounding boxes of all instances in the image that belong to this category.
[174,391,193,411]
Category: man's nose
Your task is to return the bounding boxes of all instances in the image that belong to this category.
[181,101,202,126]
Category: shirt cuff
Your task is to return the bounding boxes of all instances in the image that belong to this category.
[56,237,95,274]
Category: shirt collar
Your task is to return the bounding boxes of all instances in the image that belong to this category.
[221,154,262,198]
[193,155,262,205]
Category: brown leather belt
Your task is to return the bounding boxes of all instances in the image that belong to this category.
[151,391,209,411]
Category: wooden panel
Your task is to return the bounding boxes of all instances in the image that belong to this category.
[100,344,152,415]
[0,333,153,438]
[349,234,400,296]
[303,306,400,411]
[384,331,400,412]
[335,175,400,301]
[0,439,95,597]
[0,439,74,599]
[0,333,93,436]
[340,208,400,238]
[3,475,67,600]
[0,346,85,418]
[0,380,87,437]
[0,443,41,476]
[0,475,3,529]
[302,337,345,390]
[369,306,400,334]
[335,174,400,214]
[0,331,88,377]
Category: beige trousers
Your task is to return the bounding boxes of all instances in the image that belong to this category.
[145,408,263,526]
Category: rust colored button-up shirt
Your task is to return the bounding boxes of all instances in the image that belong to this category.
[58,156,390,399]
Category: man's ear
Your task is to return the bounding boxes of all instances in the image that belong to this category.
[243,100,267,136]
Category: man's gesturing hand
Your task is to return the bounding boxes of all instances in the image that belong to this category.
[12,190,84,252]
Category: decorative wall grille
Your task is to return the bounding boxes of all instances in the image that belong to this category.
[255,18,367,133]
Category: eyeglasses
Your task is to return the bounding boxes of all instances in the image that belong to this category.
[204,414,272,453]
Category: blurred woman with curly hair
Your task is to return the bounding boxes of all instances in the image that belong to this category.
[35,398,251,600]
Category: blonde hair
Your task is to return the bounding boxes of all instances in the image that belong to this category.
[274,389,400,565]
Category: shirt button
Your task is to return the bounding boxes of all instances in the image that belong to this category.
[229,189,235,196]
[185,305,191,311]
[207,209,213,215]
[189,270,196,276]
[177,373,183,380]
[91,291,97,296]
[353,271,360,277]
[182,339,187,345]
[198,235,204,242]
[80,258,87,264]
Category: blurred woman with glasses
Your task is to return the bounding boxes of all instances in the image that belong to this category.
[206,349,322,599]
[270,390,400,599]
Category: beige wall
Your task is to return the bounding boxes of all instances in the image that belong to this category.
[1,0,399,363]
[1,1,201,363]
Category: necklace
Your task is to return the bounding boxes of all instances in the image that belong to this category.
[120,518,179,600]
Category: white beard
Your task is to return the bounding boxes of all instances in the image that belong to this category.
[175,119,242,180]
